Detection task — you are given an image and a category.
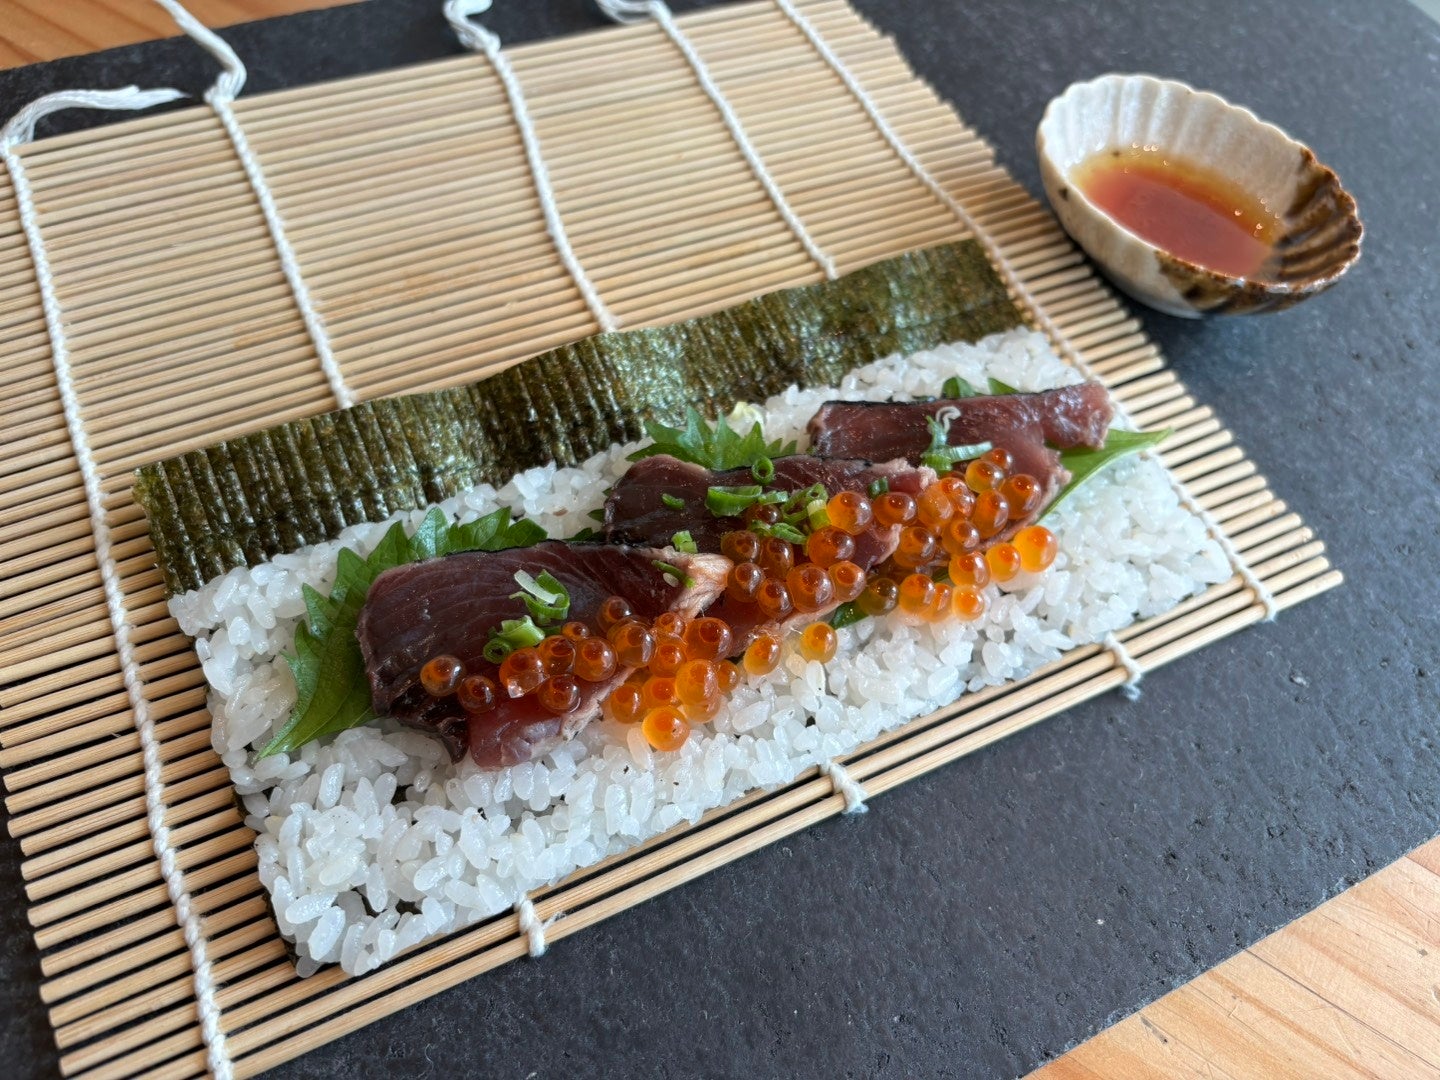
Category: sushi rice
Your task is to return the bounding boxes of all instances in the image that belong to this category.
[172,328,1228,976]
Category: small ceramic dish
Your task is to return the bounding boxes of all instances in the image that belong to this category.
[1036,73,1362,317]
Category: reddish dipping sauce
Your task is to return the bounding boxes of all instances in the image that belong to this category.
[1074,149,1279,278]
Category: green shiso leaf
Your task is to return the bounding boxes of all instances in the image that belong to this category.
[940,375,980,399]
[988,377,1020,395]
[629,407,797,471]
[134,241,1020,596]
[830,601,867,629]
[257,507,545,759]
[1042,428,1172,519]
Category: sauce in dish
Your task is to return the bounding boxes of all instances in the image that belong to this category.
[1073,149,1280,278]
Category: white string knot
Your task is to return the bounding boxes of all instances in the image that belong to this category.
[449,0,617,332]
[2,79,232,1080]
[820,760,869,814]
[515,897,557,957]
[157,0,353,410]
[601,0,837,279]
[772,0,1278,624]
[1102,632,1144,701]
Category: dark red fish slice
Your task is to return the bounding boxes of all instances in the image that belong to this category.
[357,542,728,768]
[805,383,1113,503]
[603,454,936,649]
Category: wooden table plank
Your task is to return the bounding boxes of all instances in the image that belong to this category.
[1034,848,1440,1079]
[0,0,363,69]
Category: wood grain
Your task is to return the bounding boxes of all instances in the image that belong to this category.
[0,0,360,67]
[1031,837,1440,1079]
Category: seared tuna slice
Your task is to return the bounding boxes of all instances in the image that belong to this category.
[357,542,727,768]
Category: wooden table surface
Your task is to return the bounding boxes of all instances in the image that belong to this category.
[3,3,1435,1078]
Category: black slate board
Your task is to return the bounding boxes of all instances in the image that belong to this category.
[1,1,1437,1077]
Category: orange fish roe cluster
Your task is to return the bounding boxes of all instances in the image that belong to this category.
[417,461,1063,758]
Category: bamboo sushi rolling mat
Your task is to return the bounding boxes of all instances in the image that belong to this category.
[0,1,1342,1075]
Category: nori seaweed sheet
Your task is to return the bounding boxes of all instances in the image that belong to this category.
[135,241,1022,595]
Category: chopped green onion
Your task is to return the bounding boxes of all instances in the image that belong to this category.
[705,484,786,517]
[672,530,698,554]
[768,522,806,544]
[751,456,775,484]
[806,498,829,531]
[922,441,992,472]
[661,493,685,510]
[867,477,889,498]
[483,616,546,663]
[511,570,570,624]
[652,559,695,588]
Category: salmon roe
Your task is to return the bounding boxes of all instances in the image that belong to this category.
[537,675,581,715]
[965,458,1005,492]
[683,617,733,661]
[596,596,633,633]
[897,573,936,619]
[948,551,990,588]
[603,682,645,724]
[726,561,765,604]
[941,518,981,557]
[757,536,795,579]
[675,659,719,707]
[986,542,1023,583]
[651,611,687,641]
[972,490,1010,539]
[720,530,761,564]
[999,474,1044,516]
[828,560,867,603]
[499,647,545,698]
[873,491,917,527]
[1013,525,1059,573]
[419,654,463,697]
[805,526,856,568]
[826,491,874,535]
[744,632,783,676]
[756,578,794,620]
[573,638,618,682]
[893,525,939,569]
[683,695,724,723]
[649,639,687,677]
[951,585,988,622]
[923,582,953,623]
[787,564,835,613]
[642,675,680,711]
[799,622,838,663]
[456,674,497,713]
[536,636,576,676]
[559,621,592,642]
[856,575,899,616]
[934,476,975,516]
[609,622,656,668]
[916,484,955,530]
[717,661,742,694]
[643,707,690,751]
[982,447,1014,472]
[744,502,782,526]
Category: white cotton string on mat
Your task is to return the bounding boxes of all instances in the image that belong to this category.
[1102,632,1144,701]
[597,0,838,279]
[153,0,354,409]
[1,91,235,1080]
[515,896,561,957]
[444,0,617,331]
[820,760,869,814]
[772,0,1279,623]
